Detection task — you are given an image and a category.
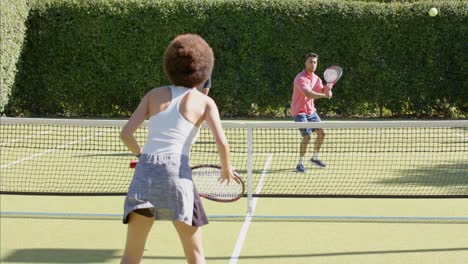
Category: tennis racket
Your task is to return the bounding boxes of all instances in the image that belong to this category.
[323,65,343,90]
[191,165,244,202]
[129,161,244,202]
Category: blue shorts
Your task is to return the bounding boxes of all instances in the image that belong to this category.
[293,112,322,137]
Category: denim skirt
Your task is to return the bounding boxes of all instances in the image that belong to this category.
[123,153,208,227]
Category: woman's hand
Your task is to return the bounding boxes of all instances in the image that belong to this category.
[218,166,240,185]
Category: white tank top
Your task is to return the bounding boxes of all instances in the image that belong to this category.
[142,86,200,156]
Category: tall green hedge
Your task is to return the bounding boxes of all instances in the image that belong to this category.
[0,0,30,113]
[5,0,468,118]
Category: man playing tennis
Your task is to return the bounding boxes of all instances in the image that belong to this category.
[120,34,236,264]
[291,53,332,173]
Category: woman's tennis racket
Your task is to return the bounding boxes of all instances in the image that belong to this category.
[129,161,244,202]
[191,164,244,202]
[323,65,343,90]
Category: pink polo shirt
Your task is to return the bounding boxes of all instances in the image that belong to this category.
[290,70,324,116]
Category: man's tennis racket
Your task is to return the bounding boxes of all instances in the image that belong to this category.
[129,161,244,202]
[323,65,343,90]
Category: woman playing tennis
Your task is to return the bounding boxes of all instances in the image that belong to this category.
[119,34,236,264]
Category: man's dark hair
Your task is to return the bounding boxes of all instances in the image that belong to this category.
[304,53,319,62]
[164,34,214,88]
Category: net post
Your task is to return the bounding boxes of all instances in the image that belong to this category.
[246,125,253,214]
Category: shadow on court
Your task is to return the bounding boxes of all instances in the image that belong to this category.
[3,247,468,262]
[381,162,468,187]
[2,249,118,263]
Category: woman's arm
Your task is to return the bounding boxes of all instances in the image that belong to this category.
[120,94,149,156]
[204,98,235,183]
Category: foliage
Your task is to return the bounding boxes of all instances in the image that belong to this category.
[0,0,30,113]
[4,0,467,118]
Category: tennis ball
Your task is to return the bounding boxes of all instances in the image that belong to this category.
[428,7,438,17]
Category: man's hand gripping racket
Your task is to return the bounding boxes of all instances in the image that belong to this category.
[130,161,244,202]
[324,65,343,92]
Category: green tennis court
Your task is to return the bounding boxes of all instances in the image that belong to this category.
[2,0,467,262]
[1,119,468,263]
[2,119,467,197]
[1,196,468,264]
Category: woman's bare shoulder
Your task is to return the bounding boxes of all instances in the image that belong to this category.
[147,86,170,96]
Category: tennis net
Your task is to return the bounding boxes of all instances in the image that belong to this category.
[1,117,467,198]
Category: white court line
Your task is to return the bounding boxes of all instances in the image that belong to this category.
[2,212,467,223]
[0,130,52,146]
[229,153,273,264]
[0,133,102,169]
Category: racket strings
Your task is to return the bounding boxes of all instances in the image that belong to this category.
[324,66,342,83]
[325,71,338,81]
[192,167,243,201]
